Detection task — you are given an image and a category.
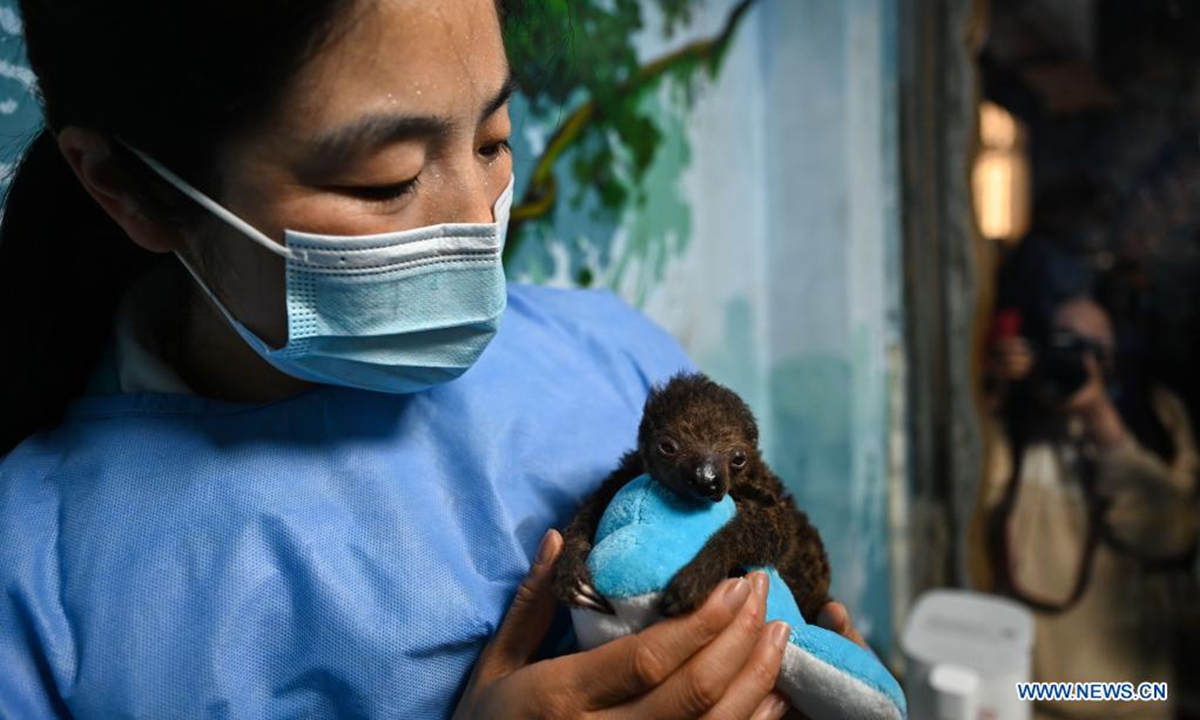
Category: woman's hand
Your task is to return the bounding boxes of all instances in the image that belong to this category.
[1065,354,1125,448]
[992,336,1035,382]
[816,601,868,650]
[453,529,793,720]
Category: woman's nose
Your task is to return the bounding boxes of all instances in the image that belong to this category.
[463,188,498,224]
[436,178,500,225]
[461,157,507,222]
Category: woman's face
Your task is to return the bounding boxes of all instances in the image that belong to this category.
[1052,297,1115,369]
[194,0,513,349]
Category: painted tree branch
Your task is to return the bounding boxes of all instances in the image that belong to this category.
[504,0,759,263]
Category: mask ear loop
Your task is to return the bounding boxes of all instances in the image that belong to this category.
[115,138,303,262]
[114,138,290,355]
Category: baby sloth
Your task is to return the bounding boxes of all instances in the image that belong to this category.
[555,372,832,620]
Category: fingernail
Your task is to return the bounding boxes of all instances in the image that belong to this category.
[535,529,556,565]
[722,577,751,611]
[764,693,790,720]
[751,571,769,599]
[769,621,791,651]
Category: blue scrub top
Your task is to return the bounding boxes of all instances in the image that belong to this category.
[0,283,693,719]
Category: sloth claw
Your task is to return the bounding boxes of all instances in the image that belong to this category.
[572,581,615,615]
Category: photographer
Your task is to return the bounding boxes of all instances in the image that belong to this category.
[979,242,1199,719]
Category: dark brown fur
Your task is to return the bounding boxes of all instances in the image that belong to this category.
[555,372,832,621]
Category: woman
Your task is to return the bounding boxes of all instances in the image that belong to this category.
[980,243,1199,719]
[0,1,862,717]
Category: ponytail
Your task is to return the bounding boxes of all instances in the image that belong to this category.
[0,127,156,454]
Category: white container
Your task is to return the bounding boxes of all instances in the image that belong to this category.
[901,589,1034,720]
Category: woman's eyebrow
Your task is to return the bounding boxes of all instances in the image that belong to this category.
[481,74,517,122]
[305,74,516,166]
[308,114,451,163]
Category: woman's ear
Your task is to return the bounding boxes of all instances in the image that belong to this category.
[55,126,184,254]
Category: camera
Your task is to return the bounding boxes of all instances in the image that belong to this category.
[1032,331,1105,404]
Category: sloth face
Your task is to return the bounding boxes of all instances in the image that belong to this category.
[647,431,749,502]
[639,373,759,503]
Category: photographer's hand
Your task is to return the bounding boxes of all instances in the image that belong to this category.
[1065,354,1125,449]
[992,336,1035,381]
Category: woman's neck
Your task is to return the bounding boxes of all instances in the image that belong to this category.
[168,279,314,403]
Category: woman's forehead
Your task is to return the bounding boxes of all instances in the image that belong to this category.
[1053,298,1112,340]
[268,0,508,142]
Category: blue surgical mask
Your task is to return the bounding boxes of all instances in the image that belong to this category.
[123,143,513,394]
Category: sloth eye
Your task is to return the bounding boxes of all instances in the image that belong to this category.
[658,439,679,456]
[731,451,747,468]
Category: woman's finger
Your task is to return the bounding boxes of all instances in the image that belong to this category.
[476,529,564,680]
[816,601,868,649]
[699,621,790,720]
[567,576,753,708]
[748,691,791,720]
[606,573,769,719]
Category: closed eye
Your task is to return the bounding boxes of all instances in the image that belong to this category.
[338,177,420,203]
[479,138,511,161]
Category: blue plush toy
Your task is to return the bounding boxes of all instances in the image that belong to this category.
[571,474,907,720]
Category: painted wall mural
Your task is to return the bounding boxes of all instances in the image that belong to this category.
[503,0,752,301]
[0,0,906,656]
[0,4,38,192]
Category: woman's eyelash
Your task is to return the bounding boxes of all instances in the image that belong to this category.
[344,177,419,203]
[481,139,511,158]
[337,138,507,203]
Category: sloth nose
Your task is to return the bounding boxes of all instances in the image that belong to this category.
[692,457,723,499]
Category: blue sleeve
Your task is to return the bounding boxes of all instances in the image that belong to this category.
[508,284,696,392]
[0,596,71,719]
[503,283,697,421]
[597,290,698,388]
[0,455,72,719]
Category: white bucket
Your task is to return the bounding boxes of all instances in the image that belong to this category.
[901,589,1034,720]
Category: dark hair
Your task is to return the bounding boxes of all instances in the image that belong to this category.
[0,2,355,454]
